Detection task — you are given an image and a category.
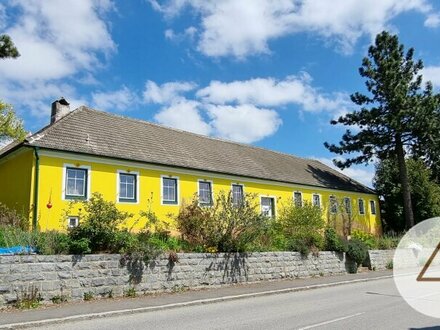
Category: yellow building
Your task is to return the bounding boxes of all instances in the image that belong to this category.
[0,99,381,234]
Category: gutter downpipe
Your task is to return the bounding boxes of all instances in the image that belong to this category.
[32,147,40,231]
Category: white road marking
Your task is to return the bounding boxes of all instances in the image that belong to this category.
[298,312,365,330]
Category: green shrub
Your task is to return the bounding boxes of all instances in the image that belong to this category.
[347,238,368,270]
[113,229,139,253]
[324,227,348,252]
[69,238,91,254]
[176,197,212,248]
[119,231,164,264]
[68,193,132,253]
[245,221,287,252]
[377,236,400,250]
[0,203,29,230]
[0,227,70,254]
[117,206,188,263]
[386,260,393,269]
[35,231,70,255]
[0,227,5,247]
[0,226,36,248]
[288,231,324,255]
[146,233,186,252]
[351,229,378,249]
[176,192,269,252]
[278,201,325,255]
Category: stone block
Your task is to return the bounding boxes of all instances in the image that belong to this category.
[0,265,10,274]
[0,285,11,293]
[56,264,73,271]
[58,272,72,280]
[91,278,107,287]
[22,272,45,281]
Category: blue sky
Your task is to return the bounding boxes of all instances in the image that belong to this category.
[1,0,440,186]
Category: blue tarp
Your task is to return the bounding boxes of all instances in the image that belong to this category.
[0,246,36,255]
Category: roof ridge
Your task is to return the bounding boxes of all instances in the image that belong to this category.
[80,106,310,163]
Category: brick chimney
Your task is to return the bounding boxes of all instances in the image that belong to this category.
[51,97,70,124]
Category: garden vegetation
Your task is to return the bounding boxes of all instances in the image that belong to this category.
[0,191,397,269]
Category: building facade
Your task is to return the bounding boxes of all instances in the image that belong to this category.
[0,100,381,234]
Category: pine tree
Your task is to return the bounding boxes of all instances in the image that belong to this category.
[0,35,20,59]
[325,31,438,230]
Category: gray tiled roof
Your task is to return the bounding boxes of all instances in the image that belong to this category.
[1,106,374,194]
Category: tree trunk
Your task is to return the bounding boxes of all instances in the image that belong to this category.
[396,134,415,229]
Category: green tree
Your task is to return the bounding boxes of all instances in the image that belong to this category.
[0,101,26,144]
[324,31,438,230]
[374,158,440,233]
[414,99,440,183]
[0,35,20,59]
[0,35,24,145]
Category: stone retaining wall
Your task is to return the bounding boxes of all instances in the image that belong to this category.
[367,250,395,270]
[0,251,354,307]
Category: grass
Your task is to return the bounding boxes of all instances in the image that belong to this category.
[83,291,94,301]
[15,285,42,309]
[124,287,137,298]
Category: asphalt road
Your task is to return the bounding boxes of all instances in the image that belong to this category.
[30,278,440,330]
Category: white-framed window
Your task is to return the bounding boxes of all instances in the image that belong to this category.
[118,171,138,203]
[370,200,377,215]
[358,199,365,215]
[343,197,352,216]
[63,164,91,200]
[67,216,79,228]
[198,180,213,206]
[161,176,179,205]
[329,195,338,214]
[261,196,276,217]
[293,191,303,207]
[231,184,244,206]
[312,194,321,208]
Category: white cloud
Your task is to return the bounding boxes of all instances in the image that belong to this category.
[197,74,351,113]
[143,80,197,104]
[91,86,138,111]
[152,0,438,57]
[144,73,350,143]
[0,0,115,82]
[0,4,7,30]
[164,29,175,40]
[425,13,440,27]
[145,78,284,142]
[154,100,212,135]
[0,80,84,119]
[423,66,440,87]
[312,157,375,188]
[207,104,282,143]
[0,0,115,121]
[164,26,197,41]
